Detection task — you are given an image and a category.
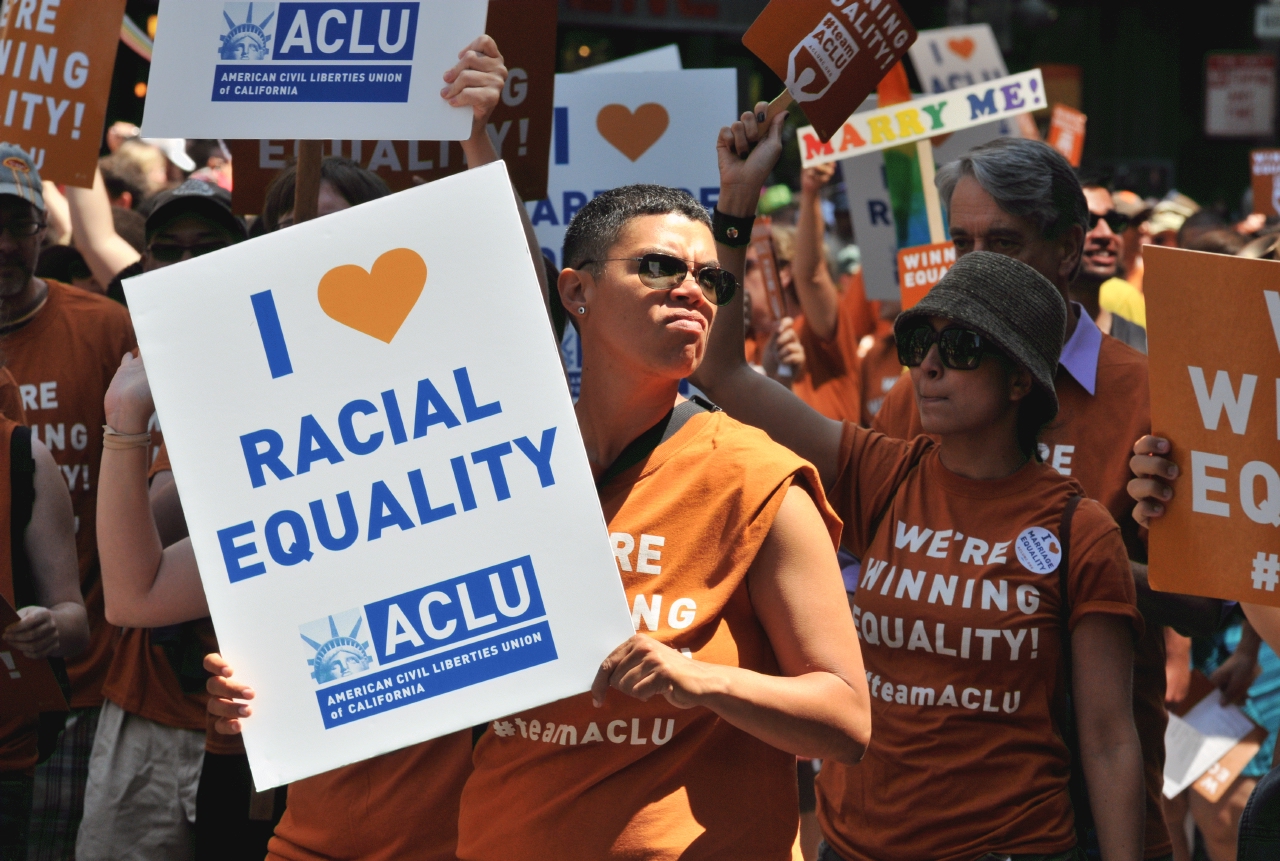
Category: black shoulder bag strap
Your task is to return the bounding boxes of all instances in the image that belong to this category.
[10,426,72,764]
[1057,495,1097,855]
[472,396,718,747]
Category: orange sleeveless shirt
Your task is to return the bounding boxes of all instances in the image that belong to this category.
[457,411,841,861]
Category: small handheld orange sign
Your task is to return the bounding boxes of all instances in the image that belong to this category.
[0,596,68,720]
[751,217,786,323]
[1046,105,1086,167]
[1145,245,1280,607]
[1251,149,1280,217]
[742,0,918,143]
[897,241,955,309]
[0,0,127,188]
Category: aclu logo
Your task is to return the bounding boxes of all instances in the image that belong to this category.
[786,12,858,104]
[300,608,378,685]
[220,3,277,61]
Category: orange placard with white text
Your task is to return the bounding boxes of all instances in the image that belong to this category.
[897,241,955,309]
[1046,104,1086,167]
[742,0,918,143]
[751,217,785,323]
[1145,246,1280,606]
[0,0,126,188]
[1251,149,1280,217]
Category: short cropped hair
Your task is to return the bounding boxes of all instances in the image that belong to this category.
[936,138,1088,241]
[563,184,711,270]
[261,156,390,231]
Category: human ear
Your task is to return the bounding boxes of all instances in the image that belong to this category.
[1058,224,1085,281]
[558,267,589,317]
[1007,365,1035,404]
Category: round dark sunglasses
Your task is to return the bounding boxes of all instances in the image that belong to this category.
[1088,210,1130,233]
[583,252,738,306]
[897,324,993,371]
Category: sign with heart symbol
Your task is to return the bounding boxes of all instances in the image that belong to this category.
[318,248,427,344]
[947,37,975,59]
[595,103,670,161]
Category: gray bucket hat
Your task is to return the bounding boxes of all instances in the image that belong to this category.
[894,251,1067,420]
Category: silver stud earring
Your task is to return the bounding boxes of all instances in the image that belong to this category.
[578,306,586,314]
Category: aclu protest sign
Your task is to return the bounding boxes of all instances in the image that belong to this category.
[227,0,557,212]
[906,24,1006,93]
[1251,149,1280,217]
[529,68,735,267]
[124,162,634,787]
[0,0,126,187]
[897,241,954,309]
[143,0,487,140]
[742,0,917,142]
[800,68,1044,168]
[1145,246,1280,607]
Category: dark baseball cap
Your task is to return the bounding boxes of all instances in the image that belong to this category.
[145,179,247,242]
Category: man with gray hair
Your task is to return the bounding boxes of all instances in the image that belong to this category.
[872,136,1224,861]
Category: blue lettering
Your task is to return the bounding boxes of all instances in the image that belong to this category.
[471,443,513,501]
[367,480,415,540]
[562,191,588,223]
[407,468,456,524]
[309,492,359,551]
[412,378,461,437]
[454,367,501,422]
[296,415,345,474]
[274,3,418,62]
[451,456,477,511]
[513,428,556,487]
[265,510,314,566]
[381,389,408,444]
[339,399,383,455]
[699,187,719,210]
[967,89,997,120]
[240,429,293,489]
[530,198,558,226]
[218,521,267,582]
[868,199,891,226]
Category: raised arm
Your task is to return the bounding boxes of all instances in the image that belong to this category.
[690,106,844,489]
[1243,605,1280,655]
[592,483,870,763]
[97,353,208,628]
[2,438,88,660]
[64,167,142,289]
[793,165,841,340]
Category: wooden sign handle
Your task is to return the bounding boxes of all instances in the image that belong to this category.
[916,138,946,245]
[294,140,324,224]
[762,90,794,126]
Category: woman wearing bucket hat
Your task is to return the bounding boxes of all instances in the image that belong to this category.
[694,105,1146,861]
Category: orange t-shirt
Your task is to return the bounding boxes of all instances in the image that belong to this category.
[0,418,38,773]
[457,411,842,861]
[2,279,137,707]
[266,733,473,861]
[857,325,904,427]
[816,424,1141,861]
[872,333,1170,857]
[790,272,881,422]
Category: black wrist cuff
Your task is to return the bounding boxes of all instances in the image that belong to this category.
[713,208,755,248]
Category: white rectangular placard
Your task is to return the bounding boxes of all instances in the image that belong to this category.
[142,0,487,139]
[124,163,634,788]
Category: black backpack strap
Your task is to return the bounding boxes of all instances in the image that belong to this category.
[595,398,712,490]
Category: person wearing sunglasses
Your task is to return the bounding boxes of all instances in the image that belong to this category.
[1071,177,1147,352]
[446,182,871,859]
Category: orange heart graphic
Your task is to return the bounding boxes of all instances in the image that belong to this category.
[317,248,426,343]
[596,103,670,162]
[947,37,975,59]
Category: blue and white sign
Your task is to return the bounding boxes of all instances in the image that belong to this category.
[143,0,485,139]
[124,163,633,788]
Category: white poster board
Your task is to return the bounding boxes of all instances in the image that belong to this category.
[1205,53,1276,138]
[906,24,1007,93]
[124,163,633,788]
[142,0,487,139]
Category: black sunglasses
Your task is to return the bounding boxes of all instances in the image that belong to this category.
[583,252,738,306]
[1088,210,1130,233]
[897,324,994,371]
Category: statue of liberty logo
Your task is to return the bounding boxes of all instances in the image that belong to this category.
[301,612,374,684]
[220,3,276,61]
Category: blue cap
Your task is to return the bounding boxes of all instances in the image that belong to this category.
[0,143,43,211]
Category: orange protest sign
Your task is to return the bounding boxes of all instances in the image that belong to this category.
[751,217,785,323]
[0,595,68,719]
[897,241,954,309]
[742,0,917,143]
[1145,246,1280,606]
[1251,149,1280,216]
[229,0,555,215]
[0,0,126,188]
[1046,104,1086,167]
